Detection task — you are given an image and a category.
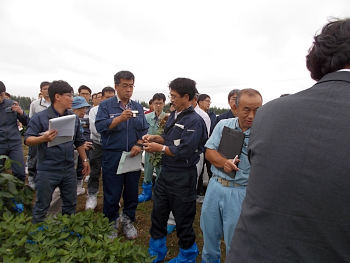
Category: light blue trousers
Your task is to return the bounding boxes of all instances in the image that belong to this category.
[200,177,246,263]
[143,151,161,184]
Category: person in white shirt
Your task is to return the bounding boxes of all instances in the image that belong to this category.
[85,87,115,210]
[27,81,51,189]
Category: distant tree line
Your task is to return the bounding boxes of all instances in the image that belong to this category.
[8,96,230,115]
[140,101,229,115]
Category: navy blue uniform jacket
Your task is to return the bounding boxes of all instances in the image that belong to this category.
[95,97,148,151]
[24,106,85,172]
[0,99,29,147]
[161,106,208,172]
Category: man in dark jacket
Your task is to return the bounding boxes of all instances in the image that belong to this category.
[226,18,350,263]
[215,89,240,126]
[0,81,29,181]
[143,78,208,263]
[25,80,90,224]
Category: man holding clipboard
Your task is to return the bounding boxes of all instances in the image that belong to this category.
[25,81,90,224]
[200,89,262,263]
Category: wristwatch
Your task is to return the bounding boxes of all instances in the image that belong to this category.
[82,158,89,162]
[161,145,166,153]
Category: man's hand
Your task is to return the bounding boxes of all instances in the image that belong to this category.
[142,134,157,143]
[223,157,240,173]
[84,141,92,151]
[144,142,162,153]
[130,145,142,157]
[11,102,24,115]
[82,162,90,177]
[42,130,58,142]
[119,109,133,122]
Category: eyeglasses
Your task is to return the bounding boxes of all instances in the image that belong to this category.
[168,94,178,100]
[203,99,211,103]
[62,93,74,98]
[118,84,135,89]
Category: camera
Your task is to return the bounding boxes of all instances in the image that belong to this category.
[131,110,138,118]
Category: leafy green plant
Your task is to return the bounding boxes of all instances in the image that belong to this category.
[149,115,169,168]
[0,155,34,217]
[0,210,154,263]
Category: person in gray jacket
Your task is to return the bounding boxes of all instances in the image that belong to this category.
[226,18,350,263]
[0,81,29,181]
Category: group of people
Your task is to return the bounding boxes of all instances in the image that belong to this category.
[1,18,350,262]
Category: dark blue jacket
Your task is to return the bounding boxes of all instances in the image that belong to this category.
[216,109,235,124]
[24,105,85,172]
[95,97,148,151]
[0,99,29,147]
[208,110,217,135]
[161,106,208,172]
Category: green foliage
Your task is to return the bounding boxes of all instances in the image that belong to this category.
[9,95,33,111]
[140,101,149,109]
[148,115,169,168]
[0,210,154,262]
[0,155,34,217]
[209,106,230,115]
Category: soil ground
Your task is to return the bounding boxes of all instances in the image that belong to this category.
[21,142,227,262]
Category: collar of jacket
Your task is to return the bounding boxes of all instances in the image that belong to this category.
[315,70,350,85]
[47,105,73,119]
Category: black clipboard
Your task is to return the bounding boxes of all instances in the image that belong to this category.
[217,126,245,179]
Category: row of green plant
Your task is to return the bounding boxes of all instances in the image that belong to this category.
[0,156,154,262]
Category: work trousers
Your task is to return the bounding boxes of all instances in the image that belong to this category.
[151,168,197,249]
[143,151,161,184]
[32,168,77,224]
[87,142,104,195]
[102,150,140,223]
[200,177,247,263]
[0,143,25,181]
[27,145,38,178]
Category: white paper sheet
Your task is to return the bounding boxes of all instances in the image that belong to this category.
[47,115,76,147]
[116,151,142,174]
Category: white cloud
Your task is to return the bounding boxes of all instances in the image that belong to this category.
[0,0,348,107]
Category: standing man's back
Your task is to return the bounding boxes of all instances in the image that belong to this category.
[227,18,350,263]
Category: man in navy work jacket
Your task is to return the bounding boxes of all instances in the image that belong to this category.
[95,70,148,240]
[0,81,30,182]
[143,78,208,263]
[25,80,90,224]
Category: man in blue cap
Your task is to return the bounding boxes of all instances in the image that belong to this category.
[72,96,93,195]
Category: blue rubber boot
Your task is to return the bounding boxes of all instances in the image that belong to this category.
[148,237,167,263]
[166,242,199,263]
[138,182,152,203]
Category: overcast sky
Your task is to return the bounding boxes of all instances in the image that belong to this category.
[0,0,348,108]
